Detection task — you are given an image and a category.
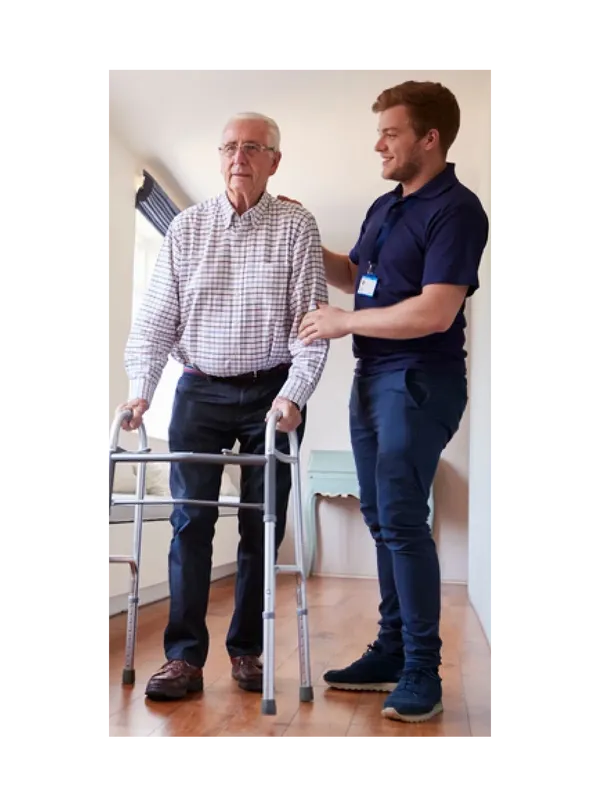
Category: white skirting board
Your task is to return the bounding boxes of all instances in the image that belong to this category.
[109,513,241,615]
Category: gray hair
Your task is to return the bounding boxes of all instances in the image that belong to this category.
[222,112,281,151]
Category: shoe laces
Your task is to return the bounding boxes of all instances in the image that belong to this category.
[156,659,188,677]
[362,642,380,657]
[397,668,437,694]
[236,655,263,670]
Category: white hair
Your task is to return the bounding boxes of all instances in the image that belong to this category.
[222,112,281,151]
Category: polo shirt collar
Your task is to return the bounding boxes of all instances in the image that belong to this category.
[393,162,458,200]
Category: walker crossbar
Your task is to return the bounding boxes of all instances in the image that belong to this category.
[109,408,313,715]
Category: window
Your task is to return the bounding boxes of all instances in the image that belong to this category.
[131,210,181,441]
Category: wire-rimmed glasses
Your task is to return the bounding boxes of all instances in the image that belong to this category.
[219,142,275,158]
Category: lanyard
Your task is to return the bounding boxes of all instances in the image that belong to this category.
[368,199,404,271]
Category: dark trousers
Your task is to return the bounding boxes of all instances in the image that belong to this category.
[164,371,306,667]
[349,367,467,670]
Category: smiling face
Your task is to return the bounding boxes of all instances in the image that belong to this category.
[220,118,281,202]
[374,104,433,184]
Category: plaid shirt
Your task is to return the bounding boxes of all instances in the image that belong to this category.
[125,191,329,409]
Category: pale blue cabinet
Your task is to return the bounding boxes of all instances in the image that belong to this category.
[303,449,434,576]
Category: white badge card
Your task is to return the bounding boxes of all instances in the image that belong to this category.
[358,274,378,297]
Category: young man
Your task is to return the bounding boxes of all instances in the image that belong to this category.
[297,81,489,722]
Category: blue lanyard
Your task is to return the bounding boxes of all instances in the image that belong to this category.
[369,199,404,271]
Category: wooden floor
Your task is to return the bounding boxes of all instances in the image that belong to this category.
[109,575,490,737]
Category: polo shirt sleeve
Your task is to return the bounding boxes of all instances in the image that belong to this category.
[422,200,489,297]
[349,196,386,265]
[349,218,367,265]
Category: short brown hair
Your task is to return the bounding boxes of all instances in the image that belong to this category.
[372,81,460,155]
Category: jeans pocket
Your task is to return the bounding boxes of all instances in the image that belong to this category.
[403,368,430,409]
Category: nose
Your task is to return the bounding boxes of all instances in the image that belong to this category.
[374,135,386,153]
[232,146,249,165]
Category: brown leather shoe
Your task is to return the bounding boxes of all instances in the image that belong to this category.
[231,655,263,693]
[145,660,204,700]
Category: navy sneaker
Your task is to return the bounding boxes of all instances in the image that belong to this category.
[381,668,443,722]
[323,643,404,692]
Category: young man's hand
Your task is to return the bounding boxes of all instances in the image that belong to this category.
[277,194,302,206]
[299,303,352,344]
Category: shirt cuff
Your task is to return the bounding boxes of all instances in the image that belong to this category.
[277,376,312,410]
[129,378,158,406]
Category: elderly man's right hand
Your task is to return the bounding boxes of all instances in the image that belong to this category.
[117,398,149,431]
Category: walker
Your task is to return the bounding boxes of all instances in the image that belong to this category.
[109,408,313,715]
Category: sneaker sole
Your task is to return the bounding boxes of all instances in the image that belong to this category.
[381,701,443,723]
[324,680,398,692]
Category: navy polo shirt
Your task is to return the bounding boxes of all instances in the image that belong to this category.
[349,163,489,375]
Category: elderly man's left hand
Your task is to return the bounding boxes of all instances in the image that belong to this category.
[267,397,302,432]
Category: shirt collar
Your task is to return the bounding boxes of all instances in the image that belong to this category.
[218,190,272,229]
[393,162,458,201]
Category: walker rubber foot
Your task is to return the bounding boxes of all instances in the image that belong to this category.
[261,699,277,715]
[299,686,314,703]
[122,668,135,685]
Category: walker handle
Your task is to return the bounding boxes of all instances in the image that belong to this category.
[108,408,148,451]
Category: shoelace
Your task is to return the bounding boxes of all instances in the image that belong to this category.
[156,659,190,677]
[396,669,438,694]
[236,656,263,671]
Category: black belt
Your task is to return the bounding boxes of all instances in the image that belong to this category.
[183,364,290,385]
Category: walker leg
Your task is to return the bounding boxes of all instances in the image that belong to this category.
[262,449,277,715]
[296,579,313,702]
[304,490,318,578]
[122,590,138,685]
[290,448,314,703]
[121,462,147,686]
[290,435,313,702]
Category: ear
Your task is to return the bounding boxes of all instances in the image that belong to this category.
[269,151,282,176]
[423,129,440,152]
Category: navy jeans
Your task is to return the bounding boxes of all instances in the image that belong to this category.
[164,370,306,667]
[350,367,467,670]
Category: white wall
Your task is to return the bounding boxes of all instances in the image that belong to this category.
[109,130,137,426]
[467,81,492,642]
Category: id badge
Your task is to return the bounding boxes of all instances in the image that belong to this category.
[358,274,378,297]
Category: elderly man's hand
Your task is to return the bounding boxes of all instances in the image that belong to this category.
[267,397,302,433]
[117,398,149,431]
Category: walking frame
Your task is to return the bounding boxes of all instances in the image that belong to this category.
[109,408,313,715]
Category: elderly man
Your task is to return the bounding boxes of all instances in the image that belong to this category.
[119,112,329,700]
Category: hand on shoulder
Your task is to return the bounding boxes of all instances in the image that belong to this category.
[277,194,303,207]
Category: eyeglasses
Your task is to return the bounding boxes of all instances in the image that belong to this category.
[218,142,276,158]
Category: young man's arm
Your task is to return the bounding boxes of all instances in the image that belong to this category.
[299,201,489,344]
[322,248,357,294]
